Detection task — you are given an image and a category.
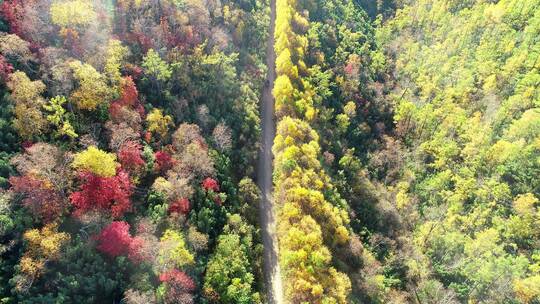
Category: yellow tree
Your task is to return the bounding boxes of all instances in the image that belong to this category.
[279,215,351,303]
[72,146,118,177]
[146,108,173,138]
[156,229,195,272]
[69,60,111,110]
[104,39,129,91]
[50,0,96,28]
[43,96,78,139]
[20,223,70,279]
[6,71,48,139]
[272,0,352,301]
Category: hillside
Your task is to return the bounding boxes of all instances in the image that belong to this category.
[0,0,539,303]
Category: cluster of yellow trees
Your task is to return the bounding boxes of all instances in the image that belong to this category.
[272,0,351,302]
[380,0,540,301]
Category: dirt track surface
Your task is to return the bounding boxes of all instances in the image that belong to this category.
[256,0,284,302]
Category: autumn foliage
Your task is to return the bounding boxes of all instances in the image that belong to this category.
[202,177,219,192]
[118,141,145,173]
[168,198,190,215]
[96,221,133,257]
[1,0,24,37]
[159,269,196,292]
[116,76,139,107]
[154,150,174,173]
[159,269,196,304]
[10,175,64,222]
[72,146,118,177]
[20,223,70,279]
[0,55,13,82]
[70,171,132,218]
[110,76,145,121]
[96,221,158,265]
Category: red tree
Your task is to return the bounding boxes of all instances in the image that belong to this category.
[202,177,219,192]
[154,150,174,173]
[116,76,139,107]
[10,175,64,222]
[168,198,190,215]
[70,170,133,218]
[159,269,196,292]
[1,0,24,37]
[96,221,132,257]
[118,141,145,173]
[60,28,83,58]
[21,141,34,149]
[109,102,124,122]
[0,55,14,83]
[96,221,153,263]
[124,63,143,80]
[143,131,152,143]
[127,236,145,263]
[110,76,144,124]
[159,269,196,303]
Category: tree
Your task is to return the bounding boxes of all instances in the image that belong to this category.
[105,40,129,88]
[126,221,159,264]
[169,123,215,179]
[43,95,78,139]
[0,90,18,155]
[279,215,351,304]
[171,123,204,153]
[10,175,65,222]
[203,215,260,304]
[212,122,232,151]
[124,289,157,304]
[106,121,141,151]
[142,49,171,82]
[202,177,219,192]
[271,1,354,301]
[50,0,96,28]
[96,221,133,257]
[175,143,216,180]
[154,150,174,173]
[146,108,173,138]
[9,143,71,223]
[10,143,72,194]
[0,55,13,83]
[118,141,145,175]
[6,71,48,139]
[20,223,70,280]
[152,174,194,203]
[237,178,261,224]
[514,275,540,303]
[72,146,118,177]
[20,236,131,303]
[110,76,144,131]
[70,170,132,218]
[186,226,208,252]
[0,34,35,72]
[142,49,171,99]
[158,269,196,304]
[115,76,140,108]
[69,60,111,110]
[156,230,194,271]
[168,198,190,215]
[1,0,24,36]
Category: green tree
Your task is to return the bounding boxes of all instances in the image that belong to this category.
[203,214,260,304]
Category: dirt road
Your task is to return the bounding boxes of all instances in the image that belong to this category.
[257,0,284,302]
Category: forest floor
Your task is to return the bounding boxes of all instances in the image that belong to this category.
[257,0,284,302]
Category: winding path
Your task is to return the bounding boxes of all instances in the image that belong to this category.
[257,0,284,302]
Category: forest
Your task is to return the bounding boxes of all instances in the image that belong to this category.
[0,0,538,303]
